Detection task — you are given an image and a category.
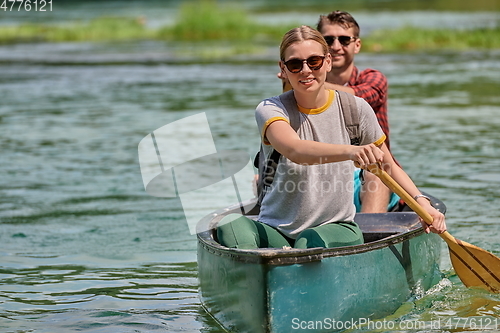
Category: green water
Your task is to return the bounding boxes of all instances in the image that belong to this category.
[1,2,500,332]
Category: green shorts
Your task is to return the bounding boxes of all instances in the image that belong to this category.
[217,214,364,249]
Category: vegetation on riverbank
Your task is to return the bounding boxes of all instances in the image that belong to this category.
[157,1,287,42]
[253,0,500,14]
[363,26,500,52]
[0,16,153,43]
[0,1,290,45]
[0,0,499,53]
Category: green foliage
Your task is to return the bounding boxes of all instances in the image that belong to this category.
[0,16,150,44]
[0,0,498,55]
[0,0,291,46]
[363,26,500,52]
[157,0,287,42]
[251,0,500,13]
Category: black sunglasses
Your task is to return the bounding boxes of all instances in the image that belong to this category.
[283,55,325,74]
[324,35,357,47]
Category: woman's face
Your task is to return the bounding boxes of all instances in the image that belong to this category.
[280,40,332,93]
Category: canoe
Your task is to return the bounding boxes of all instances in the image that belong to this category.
[197,196,446,333]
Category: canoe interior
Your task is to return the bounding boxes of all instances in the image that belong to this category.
[197,194,446,264]
[205,211,422,250]
[197,196,446,333]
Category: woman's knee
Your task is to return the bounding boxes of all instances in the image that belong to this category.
[216,214,259,249]
[294,222,363,249]
[294,229,325,249]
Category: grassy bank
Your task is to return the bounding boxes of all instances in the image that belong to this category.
[0,1,291,45]
[253,0,500,13]
[0,0,499,53]
[363,26,500,52]
[0,17,154,44]
[157,1,288,42]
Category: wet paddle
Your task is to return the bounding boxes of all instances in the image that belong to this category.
[366,163,500,293]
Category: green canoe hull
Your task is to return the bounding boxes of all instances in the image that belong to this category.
[197,198,445,333]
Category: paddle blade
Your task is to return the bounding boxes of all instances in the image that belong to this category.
[365,164,500,293]
[444,235,500,293]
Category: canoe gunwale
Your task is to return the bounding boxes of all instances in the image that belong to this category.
[198,228,424,265]
[196,199,427,266]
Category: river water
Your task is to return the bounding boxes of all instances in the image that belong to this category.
[1,3,500,333]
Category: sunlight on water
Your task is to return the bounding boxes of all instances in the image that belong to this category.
[1,2,499,332]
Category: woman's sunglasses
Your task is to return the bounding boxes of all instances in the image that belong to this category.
[324,35,357,47]
[283,55,325,74]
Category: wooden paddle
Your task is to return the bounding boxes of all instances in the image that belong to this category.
[366,163,500,293]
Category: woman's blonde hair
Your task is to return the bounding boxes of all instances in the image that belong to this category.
[279,25,329,61]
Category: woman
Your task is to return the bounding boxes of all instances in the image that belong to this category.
[217,25,446,249]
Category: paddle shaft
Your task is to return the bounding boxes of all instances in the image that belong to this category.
[366,164,457,245]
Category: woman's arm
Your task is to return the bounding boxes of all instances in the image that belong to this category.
[266,118,446,233]
[266,119,384,167]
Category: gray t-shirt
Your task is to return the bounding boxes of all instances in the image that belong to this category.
[255,89,385,238]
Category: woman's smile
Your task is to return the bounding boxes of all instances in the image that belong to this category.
[299,77,315,84]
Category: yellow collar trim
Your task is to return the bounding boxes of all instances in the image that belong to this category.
[297,90,335,115]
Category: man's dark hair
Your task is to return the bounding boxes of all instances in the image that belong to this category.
[317,11,360,37]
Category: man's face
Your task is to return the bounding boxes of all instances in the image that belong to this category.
[320,24,361,71]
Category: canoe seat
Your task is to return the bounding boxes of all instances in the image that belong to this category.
[355,212,420,243]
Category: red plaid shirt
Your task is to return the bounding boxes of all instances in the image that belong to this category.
[348,66,392,151]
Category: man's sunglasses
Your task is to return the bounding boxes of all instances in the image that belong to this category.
[283,55,325,74]
[324,35,357,47]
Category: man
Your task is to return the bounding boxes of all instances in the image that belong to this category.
[280,11,398,213]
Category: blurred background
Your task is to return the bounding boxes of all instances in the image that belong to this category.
[1,0,499,332]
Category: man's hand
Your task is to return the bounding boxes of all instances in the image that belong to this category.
[277,72,292,92]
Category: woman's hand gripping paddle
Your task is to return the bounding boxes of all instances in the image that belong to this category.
[366,163,500,293]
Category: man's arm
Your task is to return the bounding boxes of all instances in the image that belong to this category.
[349,69,387,110]
[350,68,391,150]
[324,82,355,95]
[325,69,387,111]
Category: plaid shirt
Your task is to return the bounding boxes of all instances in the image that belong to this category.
[348,66,392,151]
